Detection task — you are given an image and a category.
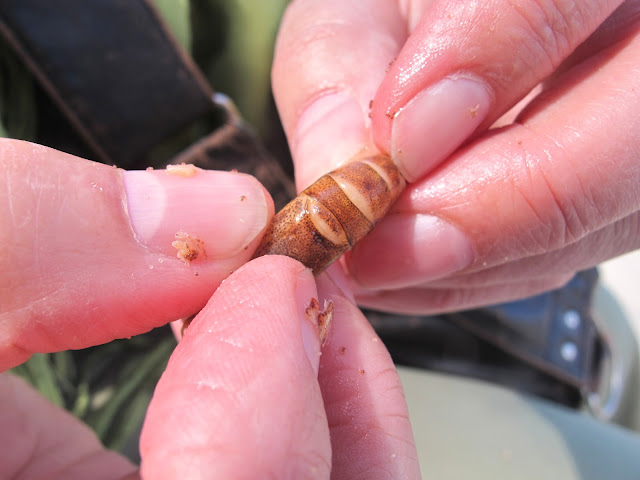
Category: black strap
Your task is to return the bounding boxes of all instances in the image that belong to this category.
[0,0,214,166]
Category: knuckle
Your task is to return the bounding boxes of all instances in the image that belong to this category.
[501,0,603,73]
[273,4,348,79]
[512,149,595,254]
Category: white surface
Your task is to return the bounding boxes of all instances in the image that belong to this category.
[599,250,640,340]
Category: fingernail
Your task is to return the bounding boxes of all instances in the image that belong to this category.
[123,168,269,259]
[350,213,473,289]
[391,76,490,181]
[293,92,370,189]
[295,268,321,376]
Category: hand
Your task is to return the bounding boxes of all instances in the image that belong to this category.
[0,139,271,370]
[0,140,419,478]
[272,0,640,314]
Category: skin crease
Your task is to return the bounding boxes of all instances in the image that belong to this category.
[2,1,640,478]
[272,0,640,313]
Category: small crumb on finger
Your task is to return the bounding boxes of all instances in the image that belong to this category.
[166,163,199,177]
[172,231,207,263]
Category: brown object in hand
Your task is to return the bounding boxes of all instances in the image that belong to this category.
[252,155,406,274]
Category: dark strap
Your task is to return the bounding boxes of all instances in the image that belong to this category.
[0,0,214,166]
[369,268,604,407]
[172,94,296,210]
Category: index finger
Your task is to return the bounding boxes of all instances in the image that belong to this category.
[372,0,622,181]
[272,0,406,189]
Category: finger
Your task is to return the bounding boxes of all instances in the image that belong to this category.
[0,374,137,480]
[551,1,640,78]
[494,2,640,128]
[355,274,574,316]
[350,29,640,290]
[140,256,331,479]
[350,211,640,291]
[412,213,640,289]
[316,269,421,479]
[272,0,406,188]
[371,0,623,181]
[0,140,273,371]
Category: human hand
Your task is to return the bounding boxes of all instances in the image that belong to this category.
[0,139,272,371]
[0,140,419,478]
[272,0,640,314]
[140,256,419,478]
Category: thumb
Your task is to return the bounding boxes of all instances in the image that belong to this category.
[0,139,273,370]
[140,255,331,479]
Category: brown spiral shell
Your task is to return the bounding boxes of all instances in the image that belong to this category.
[252,155,406,274]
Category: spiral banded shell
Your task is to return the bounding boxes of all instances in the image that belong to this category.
[253,155,406,274]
